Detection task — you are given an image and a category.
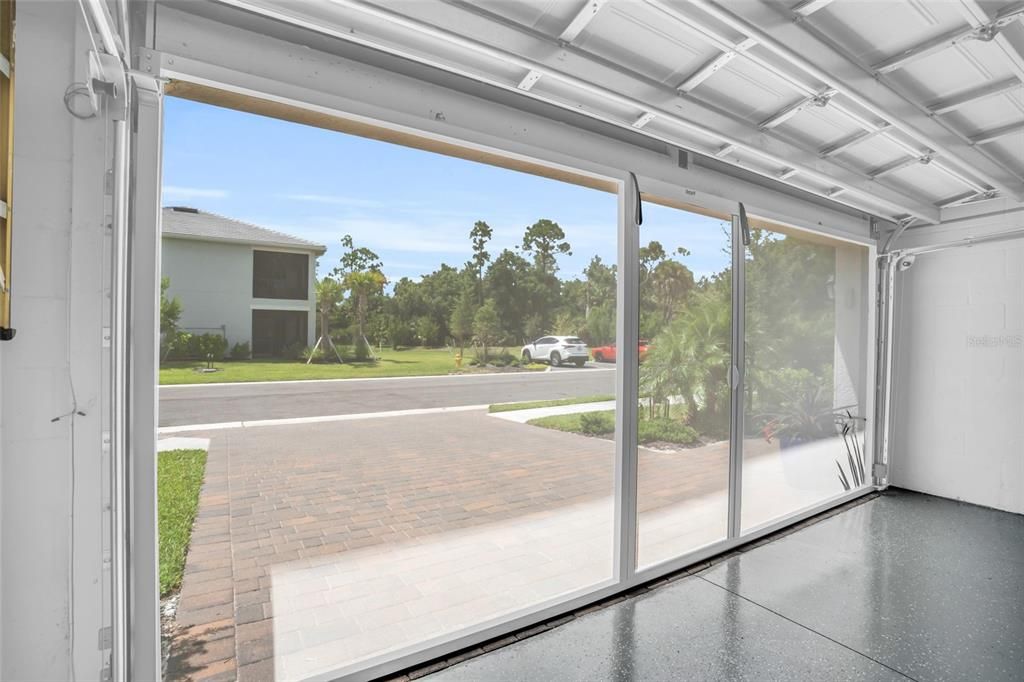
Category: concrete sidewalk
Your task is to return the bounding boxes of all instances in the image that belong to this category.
[488,400,616,423]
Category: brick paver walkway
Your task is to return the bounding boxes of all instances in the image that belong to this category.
[165,410,788,681]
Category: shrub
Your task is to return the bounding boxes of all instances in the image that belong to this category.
[198,333,228,361]
[638,418,698,446]
[301,345,324,363]
[229,342,250,361]
[579,411,615,436]
[489,351,518,367]
[282,341,306,361]
[162,330,192,361]
[164,332,227,361]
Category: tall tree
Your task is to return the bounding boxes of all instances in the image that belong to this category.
[343,270,387,358]
[449,286,477,354]
[485,248,531,341]
[311,276,345,363]
[469,220,493,304]
[473,299,501,363]
[160,277,182,337]
[522,219,572,275]
[649,259,695,326]
[333,234,386,357]
[583,255,616,319]
[639,240,667,288]
[521,219,572,334]
[333,234,382,277]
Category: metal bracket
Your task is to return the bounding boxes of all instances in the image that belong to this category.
[87,51,128,121]
[98,626,112,650]
[811,88,837,107]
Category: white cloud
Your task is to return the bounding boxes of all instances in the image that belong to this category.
[279,194,389,209]
[318,217,471,254]
[162,185,228,200]
[279,194,483,221]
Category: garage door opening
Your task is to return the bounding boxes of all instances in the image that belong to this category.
[154,76,875,679]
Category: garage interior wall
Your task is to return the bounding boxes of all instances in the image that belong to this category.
[0,1,1021,679]
[1,2,111,679]
[891,212,1024,515]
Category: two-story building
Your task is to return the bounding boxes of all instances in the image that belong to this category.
[161,206,326,356]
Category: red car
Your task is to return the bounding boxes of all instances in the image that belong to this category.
[591,340,651,363]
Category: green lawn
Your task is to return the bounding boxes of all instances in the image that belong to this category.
[158,448,207,597]
[488,394,614,413]
[160,347,541,385]
[528,410,699,446]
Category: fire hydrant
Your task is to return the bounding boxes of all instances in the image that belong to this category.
[455,352,463,368]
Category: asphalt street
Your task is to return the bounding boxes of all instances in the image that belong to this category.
[158,365,616,426]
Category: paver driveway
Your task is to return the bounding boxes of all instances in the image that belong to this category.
[165,409,835,681]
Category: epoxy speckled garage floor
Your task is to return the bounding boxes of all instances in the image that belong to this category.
[425,490,1024,682]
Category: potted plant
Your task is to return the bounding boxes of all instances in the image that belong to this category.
[755,369,835,450]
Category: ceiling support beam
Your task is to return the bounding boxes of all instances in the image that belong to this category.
[760,89,835,129]
[682,0,1022,200]
[298,0,942,221]
[793,0,838,17]
[677,38,756,93]
[645,0,998,198]
[872,25,977,75]
[558,0,608,44]
[434,0,942,218]
[713,143,736,157]
[926,78,1021,115]
[871,155,931,179]
[936,190,996,209]
[873,3,1024,74]
[971,121,1024,145]
[819,126,889,157]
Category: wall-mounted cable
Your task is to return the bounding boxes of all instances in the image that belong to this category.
[64,82,97,120]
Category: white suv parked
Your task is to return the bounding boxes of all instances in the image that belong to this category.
[521,336,590,367]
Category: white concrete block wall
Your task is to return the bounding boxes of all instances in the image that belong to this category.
[891,237,1024,514]
[1,3,109,678]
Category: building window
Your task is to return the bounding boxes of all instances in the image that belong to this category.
[252,250,308,300]
[252,309,308,357]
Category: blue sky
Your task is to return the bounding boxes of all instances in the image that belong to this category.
[161,96,730,282]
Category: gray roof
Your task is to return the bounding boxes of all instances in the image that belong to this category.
[161,207,326,253]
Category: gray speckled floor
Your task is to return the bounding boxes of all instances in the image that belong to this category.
[423,490,1024,682]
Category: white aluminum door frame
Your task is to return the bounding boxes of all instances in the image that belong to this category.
[127,71,164,682]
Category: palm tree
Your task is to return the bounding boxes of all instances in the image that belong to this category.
[310,277,344,363]
[640,289,730,430]
[343,269,387,358]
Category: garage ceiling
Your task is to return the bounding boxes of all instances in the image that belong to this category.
[204,0,1024,225]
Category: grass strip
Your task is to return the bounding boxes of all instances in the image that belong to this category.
[158,448,207,597]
